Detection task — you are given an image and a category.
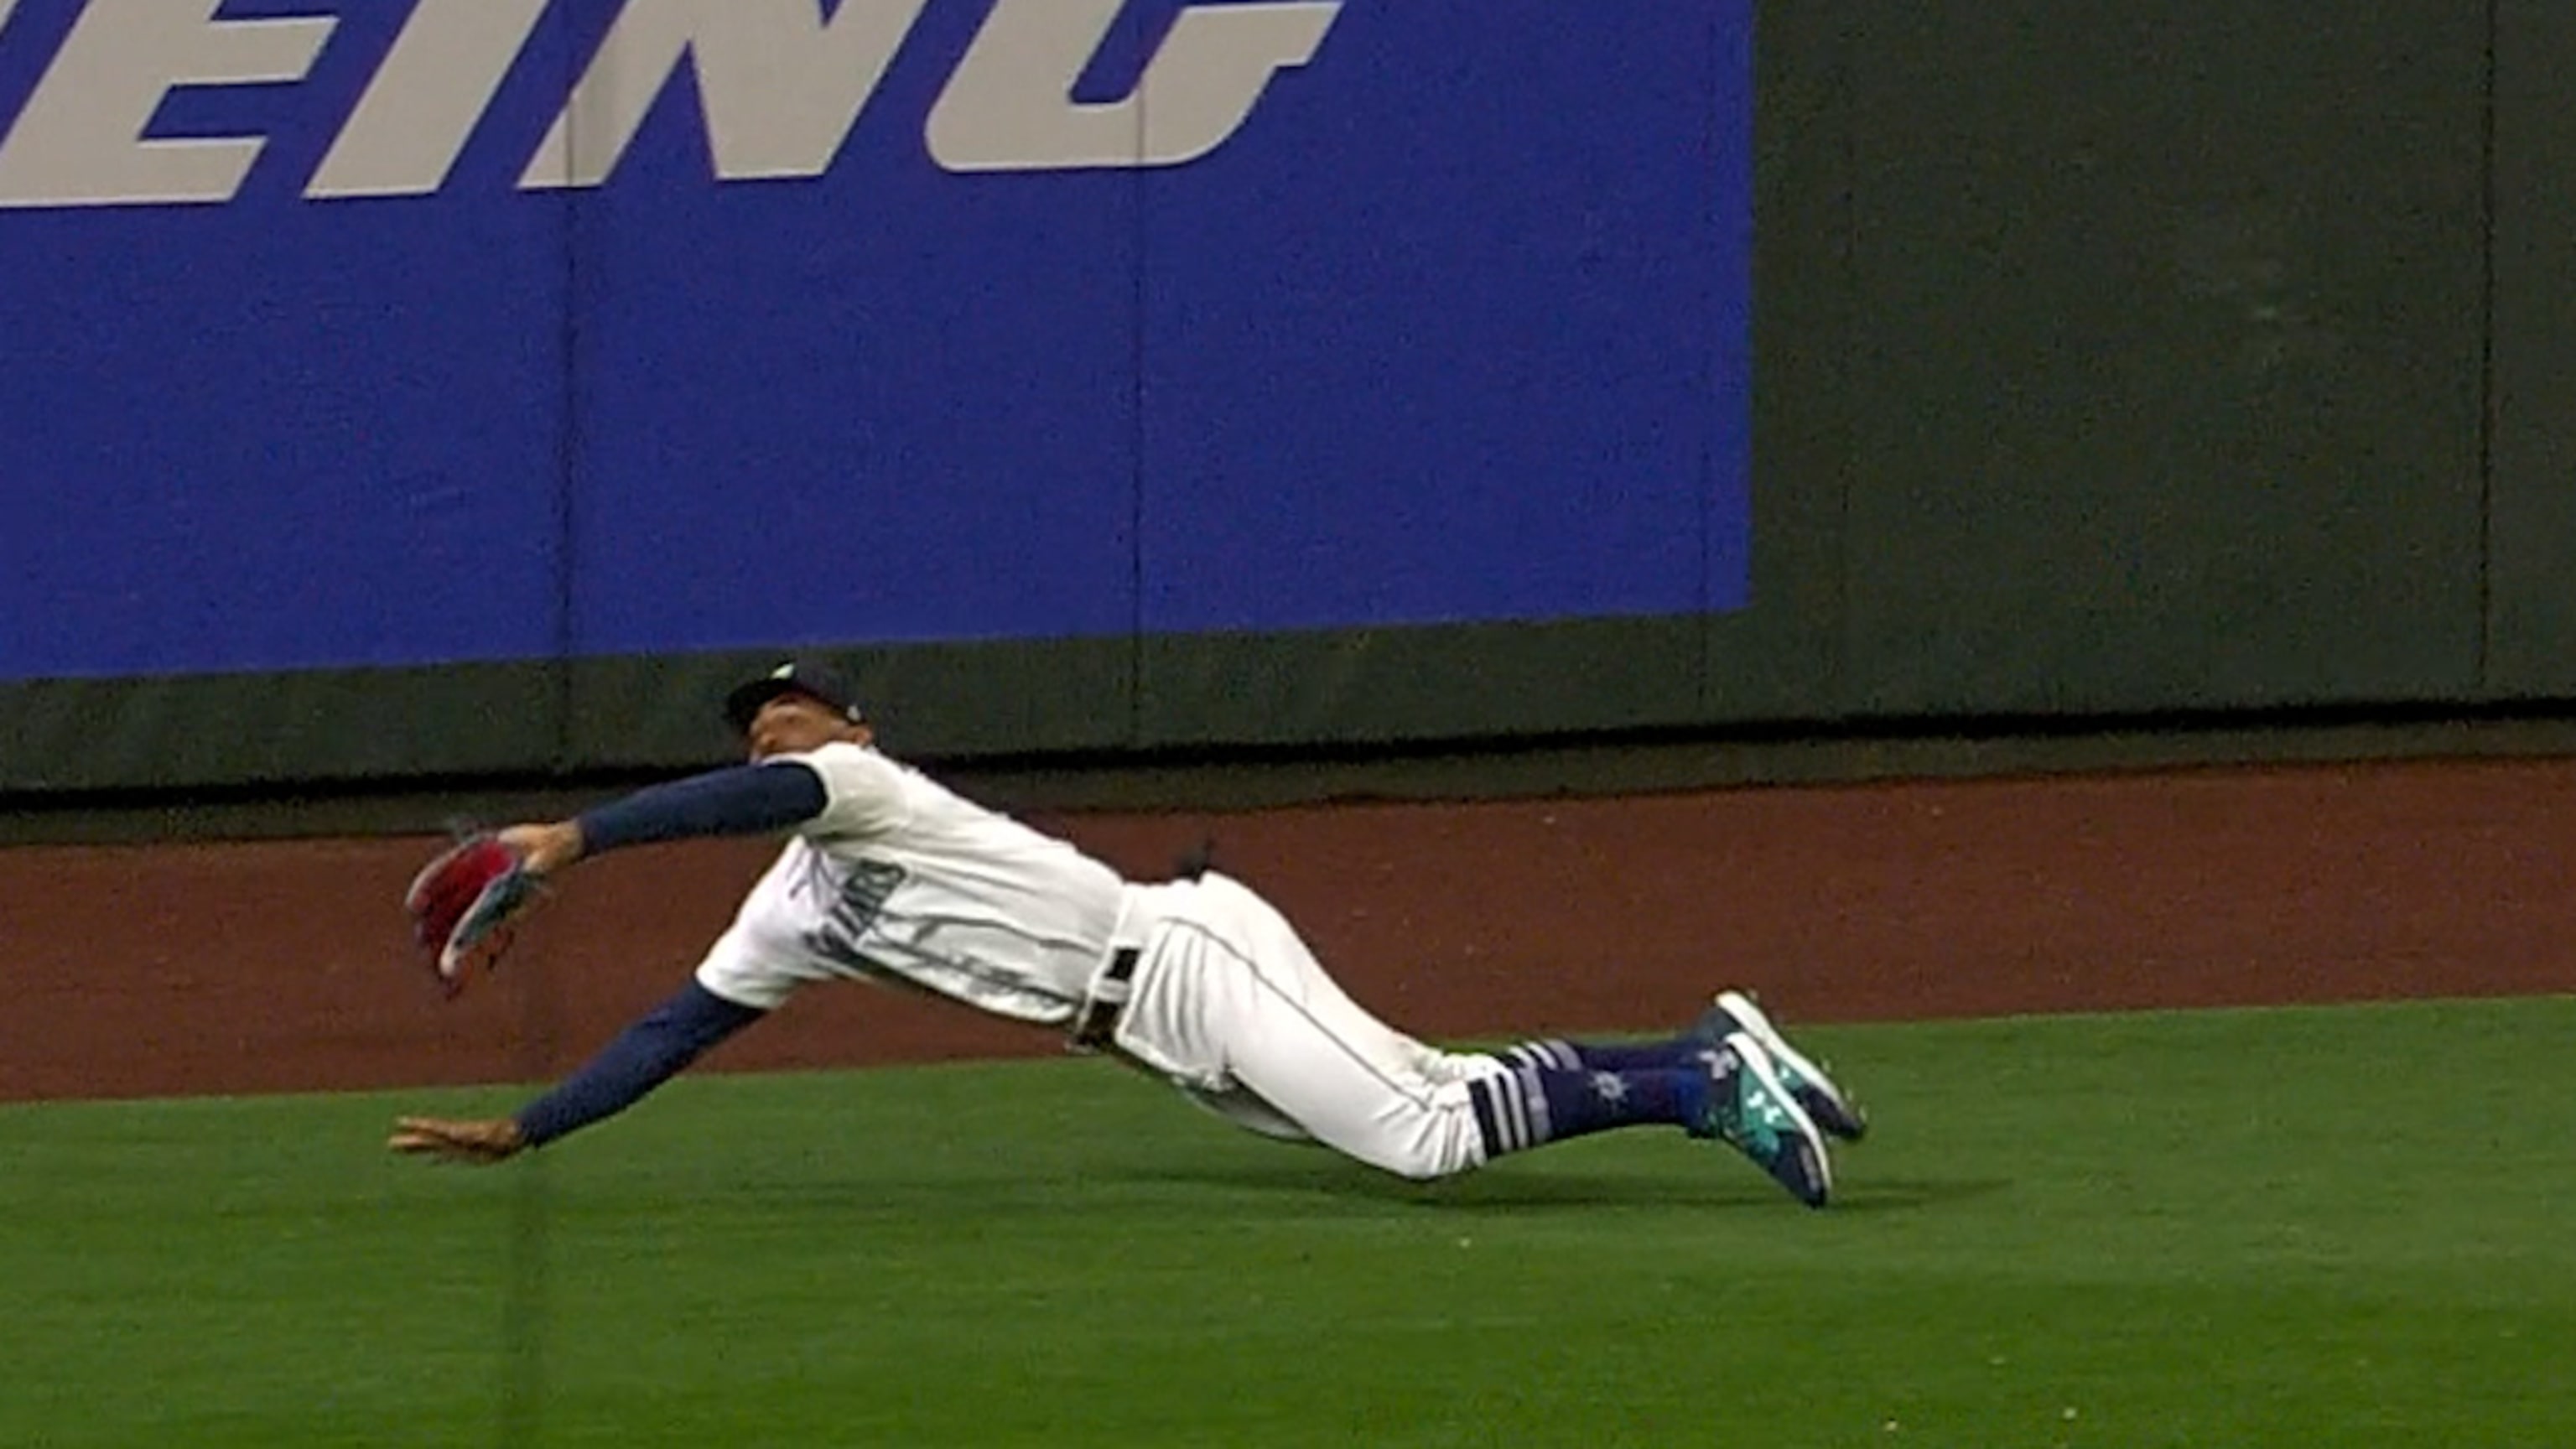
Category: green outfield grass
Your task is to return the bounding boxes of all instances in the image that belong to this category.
[5,996,2570,1448]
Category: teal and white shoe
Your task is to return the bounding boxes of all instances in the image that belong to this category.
[1691,1031,1832,1208]
[1697,990,1869,1142]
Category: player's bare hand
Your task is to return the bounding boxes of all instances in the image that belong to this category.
[389,1115,528,1164]
[493,821,585,877]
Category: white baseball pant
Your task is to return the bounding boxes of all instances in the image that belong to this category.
[1103,873,1513,1180]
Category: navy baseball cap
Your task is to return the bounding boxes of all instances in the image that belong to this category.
[723,658,865,733]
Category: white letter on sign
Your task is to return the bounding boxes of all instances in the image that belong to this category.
[306,0,550,200]
[927,0,1340,173]
[0,0,335,208]
[522,0,929,190]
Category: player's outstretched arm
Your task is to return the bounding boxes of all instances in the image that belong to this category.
[394,763,821,1160]
[498,759,833,879]
[389,981,766,1163]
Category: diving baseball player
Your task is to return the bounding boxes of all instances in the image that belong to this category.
[392,660,1867,1206]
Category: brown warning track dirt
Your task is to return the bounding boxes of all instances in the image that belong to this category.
[3,756,2569,1104]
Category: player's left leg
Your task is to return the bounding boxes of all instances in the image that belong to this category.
[1120,877,1829,1204]
[1192,967,1831,1206]
[1494,991,1868,1141]
[1119,891,1495,1179]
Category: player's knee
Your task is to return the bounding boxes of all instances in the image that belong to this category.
[1380,1157,1470,1183]
[1350,1124,1483,1182]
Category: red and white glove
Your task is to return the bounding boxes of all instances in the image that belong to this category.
[403,833,545,997]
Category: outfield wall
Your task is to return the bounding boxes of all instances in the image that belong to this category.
[4,0,2571,797]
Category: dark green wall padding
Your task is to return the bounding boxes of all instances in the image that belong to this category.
[4,0,2572,797]
[2490,0,2576,699]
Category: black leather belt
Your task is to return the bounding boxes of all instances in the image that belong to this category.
[1069,946,1140,1052]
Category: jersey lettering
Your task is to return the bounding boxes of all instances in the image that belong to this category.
[807,857,908,972]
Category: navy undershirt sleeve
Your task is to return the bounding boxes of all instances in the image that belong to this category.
[574,761,828,854]
[514,981,766,1147]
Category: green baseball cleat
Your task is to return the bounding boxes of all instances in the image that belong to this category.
[1698,989,1870,1142]
[1690,1031,1832,1208]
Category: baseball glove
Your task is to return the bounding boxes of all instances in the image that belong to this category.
[405,832,544,997]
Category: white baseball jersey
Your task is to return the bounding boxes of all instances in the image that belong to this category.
[695,741,1125,1020]
[693,739,1510,1179]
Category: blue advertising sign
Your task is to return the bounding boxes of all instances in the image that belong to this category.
[0,0,1750,680]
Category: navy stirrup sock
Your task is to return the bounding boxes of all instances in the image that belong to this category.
[1467,1061,1707,1160]
[1503,1035,1704,1076]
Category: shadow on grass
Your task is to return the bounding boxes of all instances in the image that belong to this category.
[1132,1159,2012,1214]
[1819,1176,2013,1212]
